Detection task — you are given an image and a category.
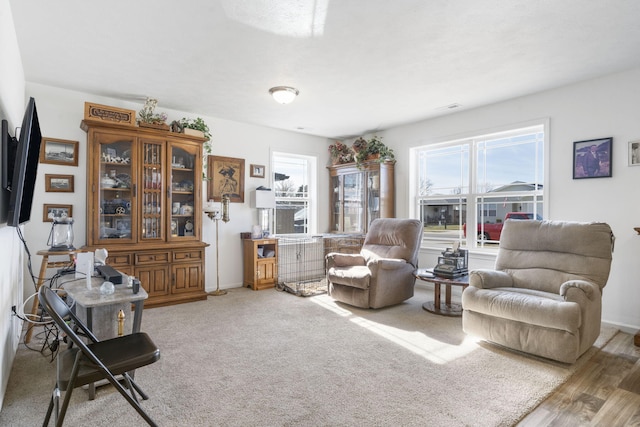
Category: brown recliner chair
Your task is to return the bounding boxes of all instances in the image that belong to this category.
[462,220,614,363]
[326,218,423,309]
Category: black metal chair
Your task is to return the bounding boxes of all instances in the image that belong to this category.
[39,286,161,427]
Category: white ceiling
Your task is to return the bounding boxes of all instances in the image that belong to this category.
[9,0,640,139]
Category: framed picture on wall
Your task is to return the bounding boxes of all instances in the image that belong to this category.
[628,140,640,166]
[207,155,245,203]
[45,174,74,192]
[250,164,265,178]
[40,137,79,166]
[572,137,612,179]
[43,204,73,222]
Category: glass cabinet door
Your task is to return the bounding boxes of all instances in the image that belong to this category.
[343,172,365,233]
[169,143,198,240]
[331,175,342,232]
[140,139,165,241]
[367,170,381,226]
[96,134,135,244]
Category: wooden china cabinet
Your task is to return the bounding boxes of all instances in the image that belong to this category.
[328,160,395,234]
[81,119,208,307]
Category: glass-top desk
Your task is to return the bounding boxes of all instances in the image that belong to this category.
[60,275,148,340]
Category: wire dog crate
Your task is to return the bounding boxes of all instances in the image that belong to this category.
[277,234,365,297]
[277,236,327,296]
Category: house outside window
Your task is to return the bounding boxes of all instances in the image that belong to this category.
[272,152,317,235]
[412,122,546,248]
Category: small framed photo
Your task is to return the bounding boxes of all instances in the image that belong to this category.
[45,174,74,192]
[40,137,79,166]
[250,164,265,178]
[629,140,640,166]
[114,218,131,232]
[572,137,612,179]
[43,204,73,222]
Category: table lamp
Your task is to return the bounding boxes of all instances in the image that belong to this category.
[251,189,275,237]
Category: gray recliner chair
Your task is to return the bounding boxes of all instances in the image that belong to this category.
[326,218,423,309]
[462,220,614,363]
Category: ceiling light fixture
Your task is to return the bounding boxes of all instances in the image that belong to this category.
[269,86,299,104]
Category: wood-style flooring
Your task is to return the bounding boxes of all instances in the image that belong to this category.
[516,331,640,426]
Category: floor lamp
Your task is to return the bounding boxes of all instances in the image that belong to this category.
[203,194,230,296]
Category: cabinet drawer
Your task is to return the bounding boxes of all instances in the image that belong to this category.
[173,250,203,262]
[135,251,170,264]
[107,253,132,266]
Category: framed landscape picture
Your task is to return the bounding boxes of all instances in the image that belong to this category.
[207,155,245,203]
[40,137,79,166]
[45,174,74,192]
[572,137,612,179]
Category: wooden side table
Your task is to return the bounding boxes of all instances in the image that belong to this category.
[242,238,278,290]
[25,249,77,343]
[414,268,469,317]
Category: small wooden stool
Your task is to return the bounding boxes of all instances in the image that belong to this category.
[24,249,77,343]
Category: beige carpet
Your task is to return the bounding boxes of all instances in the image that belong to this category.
[0,285,617,426]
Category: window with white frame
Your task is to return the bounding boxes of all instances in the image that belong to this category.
[413,123,545,248]
[272,152,317,235]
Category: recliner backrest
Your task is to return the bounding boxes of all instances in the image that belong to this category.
[495,220,614,293]
[361,218,423,266]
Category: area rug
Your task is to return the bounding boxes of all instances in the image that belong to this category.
[0,285,617,426]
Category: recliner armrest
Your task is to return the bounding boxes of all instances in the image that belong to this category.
[469,269,514,289]
[367,258,407,270]
[560,280,598,301]
[326,252,366,268]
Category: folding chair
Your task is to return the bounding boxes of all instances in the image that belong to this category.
[39,286,161,427]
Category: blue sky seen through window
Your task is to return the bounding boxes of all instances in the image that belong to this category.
[422,132,542,195]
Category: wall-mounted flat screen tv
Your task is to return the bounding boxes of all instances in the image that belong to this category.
[2,97,42,226]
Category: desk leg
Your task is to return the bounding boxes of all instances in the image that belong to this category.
[85,307,96,400]
[85,307,93,332]
[445,284,452,306]
[127,301,145,384]
[132,301,144,334]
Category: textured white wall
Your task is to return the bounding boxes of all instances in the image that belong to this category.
[0,0,26,409]
[382,67,640,333]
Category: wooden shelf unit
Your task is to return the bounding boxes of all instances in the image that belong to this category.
[328,160,395,234]
[82,119,208,307]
